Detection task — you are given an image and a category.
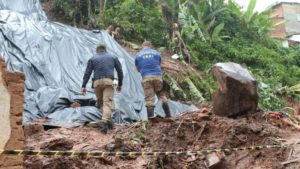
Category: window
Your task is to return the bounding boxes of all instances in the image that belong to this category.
[297,13,300,21]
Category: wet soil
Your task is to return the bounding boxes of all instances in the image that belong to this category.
[24,109,300,169]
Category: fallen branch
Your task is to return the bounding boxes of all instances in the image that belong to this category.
[281,158,300,165]
[267,112,300,131]
[175,119,185,134]
[282,118,300,131]
[267,137,286,145]
[162,65,180,71]
[193,123,206,147]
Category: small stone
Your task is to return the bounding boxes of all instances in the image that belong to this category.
[206,153,222,168]
[24,124,44,137]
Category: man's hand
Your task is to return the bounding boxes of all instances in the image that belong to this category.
[136,66,140,72]
[117,86,122,92]
[81,88,87,95]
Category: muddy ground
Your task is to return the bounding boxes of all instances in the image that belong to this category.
[24,107,300,169]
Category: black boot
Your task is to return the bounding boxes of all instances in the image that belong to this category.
[147,106,155,119]
[107,120,114,130]
[99,120,109,134]
[162,102,171,118]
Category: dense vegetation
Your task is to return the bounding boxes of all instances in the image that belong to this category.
[47,0,300,110]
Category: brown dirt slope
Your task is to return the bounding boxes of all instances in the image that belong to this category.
[24,108,300,169]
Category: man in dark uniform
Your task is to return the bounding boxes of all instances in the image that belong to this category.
[81,44,123,134]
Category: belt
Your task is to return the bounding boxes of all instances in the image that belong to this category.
[93,77,114,81]
[143,75,162,80]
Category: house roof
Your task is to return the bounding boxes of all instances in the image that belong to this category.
[288,34,300,42]
[271,1,300,9]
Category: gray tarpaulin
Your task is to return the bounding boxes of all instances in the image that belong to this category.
[0,0,195,126]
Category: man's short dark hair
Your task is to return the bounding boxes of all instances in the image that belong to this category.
[96,43,106,51]
[142,41,152,47]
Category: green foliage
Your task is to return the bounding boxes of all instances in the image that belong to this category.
[52,0,80,22]
[190,37,300,87]
[211,22,224,41]
[244,0,256,21]
[49,0,300,110]
[51,0,100,27]
[179,0,227,43]
[188,72,216,100]
[278,83,300,100]
[163,73,187,100]
[181,77,205,102]
[227,0,282,39]
[100,0,169,46]
[187,33,300,110]
[258,83,286,111]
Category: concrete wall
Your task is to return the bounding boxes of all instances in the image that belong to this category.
[0,58,25,169]
[0,61,11,149]
[282,3,300,36]
[270,5,286,38]
[270,3,300,38]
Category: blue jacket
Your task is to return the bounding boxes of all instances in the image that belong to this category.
[82,52,123,88]
[135,48,162,77]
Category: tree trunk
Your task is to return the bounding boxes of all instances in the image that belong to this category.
[87,0,91,26]
[103,0,107,11]
[184,77,205,102]
[91,0,96,13]
[99,0,103,12]
[164,73,187,99]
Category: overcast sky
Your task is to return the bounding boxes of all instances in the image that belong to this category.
[235,0,300,11]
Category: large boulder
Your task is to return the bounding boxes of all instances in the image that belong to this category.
[211,62,258,117]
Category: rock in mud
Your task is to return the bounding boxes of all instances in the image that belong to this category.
[24,124,44,137]
[206,152,224,169]
[40,138,74,151]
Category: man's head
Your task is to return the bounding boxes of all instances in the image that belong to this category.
[142,41,152,49]
[107,25,114,32]
[96,43,106,53]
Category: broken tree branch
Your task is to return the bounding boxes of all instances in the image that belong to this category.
[175,119,185,134]
[281,158,300,165]
[193,123,206,147]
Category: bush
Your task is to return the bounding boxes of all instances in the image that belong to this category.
[188,35,300,110]
[258,83,286,111]
[99,0,169,47]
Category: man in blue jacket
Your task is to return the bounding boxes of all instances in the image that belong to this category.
[81,44,123,134]
[135,41,171,119]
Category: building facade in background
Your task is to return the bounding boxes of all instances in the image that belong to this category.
[270,2,300,47]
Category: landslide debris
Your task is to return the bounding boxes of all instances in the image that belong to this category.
[24,107,300,169]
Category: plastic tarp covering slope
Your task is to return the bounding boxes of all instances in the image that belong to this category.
[0,0,195,126]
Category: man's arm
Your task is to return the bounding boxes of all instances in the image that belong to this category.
[114,57,123,91]
[156,52,162,67]
[135,56,140,72]
[82,59,93,89]
[136,65,140,72]
[159,52,162,65]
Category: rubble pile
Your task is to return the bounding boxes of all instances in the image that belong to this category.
[24,107,300,169]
